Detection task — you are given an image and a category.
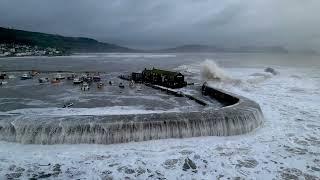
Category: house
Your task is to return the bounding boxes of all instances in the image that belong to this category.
[141,68,186,88]
[131,72,143,82]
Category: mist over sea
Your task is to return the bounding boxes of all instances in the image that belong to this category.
[1,52,319,72]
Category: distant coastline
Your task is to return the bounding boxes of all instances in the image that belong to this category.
[1,27,317,55]
[0,27,136,56]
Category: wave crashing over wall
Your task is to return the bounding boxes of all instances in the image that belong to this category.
[200,60,231,81]
[0,85,263,144]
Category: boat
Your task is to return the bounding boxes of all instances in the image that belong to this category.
[97,82,104,89]
[63,102,74,108]
[93,75,101,82]
[55,73,65,80]
[119,83,125,88]
[8,75,16,79]
[38,77,49,84]
[73,78,83,84]
[21,74,32,80]
[51,79,60,84]
[67,74,76,80]
[84,76,93,83]
[81,82,90,91]
[0,73,6,79]
[0,81,8,85]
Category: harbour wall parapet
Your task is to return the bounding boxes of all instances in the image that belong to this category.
[0,84,263,144]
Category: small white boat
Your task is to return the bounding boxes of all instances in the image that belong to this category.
[93,75,101,82]
[21,74,32,80]
[8,75,16,79]
[73,78,83,84]
[81,82,90,91]
[55,73,65,80]
[0,81,8,85]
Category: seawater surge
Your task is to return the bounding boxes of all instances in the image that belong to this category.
[0,84,263,144]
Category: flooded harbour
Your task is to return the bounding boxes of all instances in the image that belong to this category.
[0,53,235,115]
[0,71,218,114]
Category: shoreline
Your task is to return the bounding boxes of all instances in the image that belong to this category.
[0,54,70,59]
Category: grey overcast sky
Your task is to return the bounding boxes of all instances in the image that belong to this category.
[0,0,319,50]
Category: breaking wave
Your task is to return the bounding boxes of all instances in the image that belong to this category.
[200,59,231,81]
[199,60,279,91]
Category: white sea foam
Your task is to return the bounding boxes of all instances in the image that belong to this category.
[104,53,176,58]
[0,61,319,179]
[0,106,180,116]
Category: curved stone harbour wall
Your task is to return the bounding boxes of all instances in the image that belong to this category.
[0,84,263,144]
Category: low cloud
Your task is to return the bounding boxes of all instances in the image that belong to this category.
[0,0,319,50]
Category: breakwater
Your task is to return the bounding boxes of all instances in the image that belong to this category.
[146,84,208,106]
[0,83,263,144]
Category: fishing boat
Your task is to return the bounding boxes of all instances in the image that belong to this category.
[51,79,60,84]
[38,77,49,84]
[21,73,32,80]
[119,82,125,88]
[55,73,65,80]
[81,82,90,91]
[93,75,101,82]
[73,77,83,84]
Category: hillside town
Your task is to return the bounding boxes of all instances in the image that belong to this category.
[0,43,64,57]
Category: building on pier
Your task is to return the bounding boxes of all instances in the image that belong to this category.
[131,68,187,88]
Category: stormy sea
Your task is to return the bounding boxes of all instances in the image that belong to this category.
[0,53,319,179]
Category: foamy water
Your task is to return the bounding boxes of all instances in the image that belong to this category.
[0,54,319,179]
[0,106,181,116]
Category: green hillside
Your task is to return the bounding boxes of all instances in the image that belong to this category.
[0,27,134,53]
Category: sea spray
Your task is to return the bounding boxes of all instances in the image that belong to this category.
[200,59,231,81]
[200,60,243,90]
[200,60,275,88]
